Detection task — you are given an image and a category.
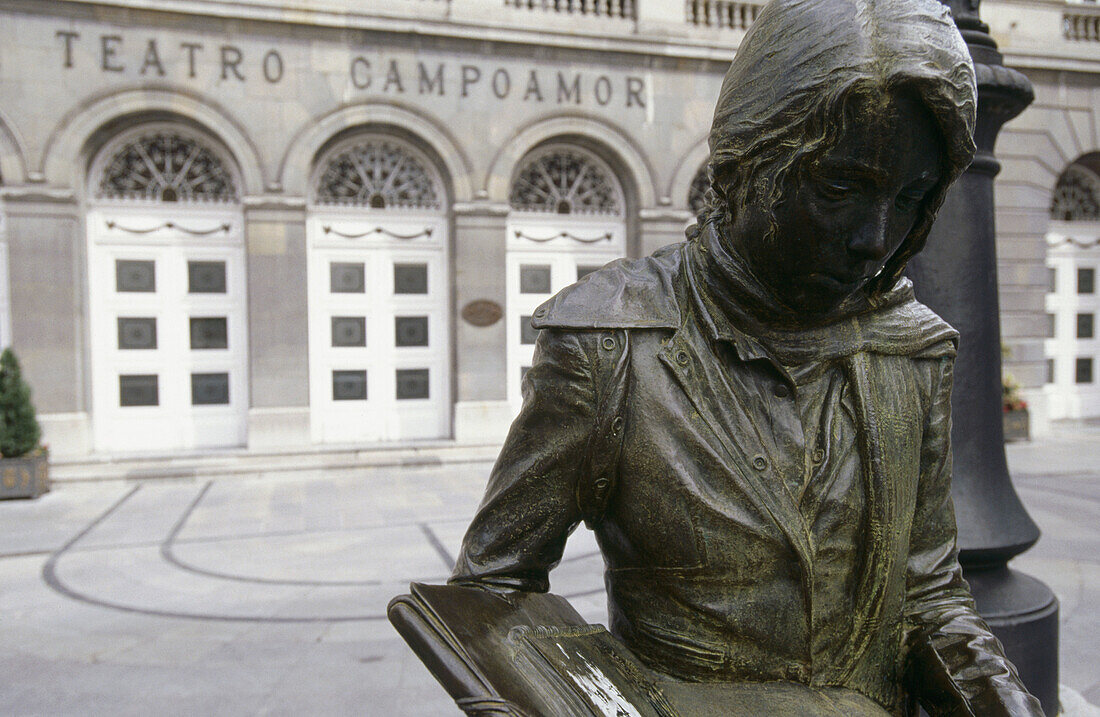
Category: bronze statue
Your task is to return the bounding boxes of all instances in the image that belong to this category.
[391,0,1046,713]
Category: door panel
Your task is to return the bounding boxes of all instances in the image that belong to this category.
[307,215,450,443]
[88,209,248,453]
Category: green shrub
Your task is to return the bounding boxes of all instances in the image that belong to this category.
[0,348,41,458]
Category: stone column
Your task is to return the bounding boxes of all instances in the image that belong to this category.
[1,189,90,455]
[908,2,1058,712]
[452,202,511,443]
[243,199,311,449]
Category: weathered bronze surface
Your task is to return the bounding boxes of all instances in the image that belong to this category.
[391,0,1046,713]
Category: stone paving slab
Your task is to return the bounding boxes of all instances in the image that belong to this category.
[0,427,1096,716]
[1009,422,1100,710]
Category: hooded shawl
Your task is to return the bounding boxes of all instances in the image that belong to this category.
[702,0,977,298]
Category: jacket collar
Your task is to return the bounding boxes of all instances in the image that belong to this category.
[530,244,682,331]
[533,230,958,362]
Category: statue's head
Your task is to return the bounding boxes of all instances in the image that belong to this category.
[705,0,977,316]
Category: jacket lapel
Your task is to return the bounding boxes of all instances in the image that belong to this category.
[833,352,923,681]
[657,318,814,570]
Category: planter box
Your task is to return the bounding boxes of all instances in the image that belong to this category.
[0,449,49,500]
[1003,409,1030,443]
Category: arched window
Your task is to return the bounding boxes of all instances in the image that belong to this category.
[87,125,247,454]
[688,165,709,215]
[510,147,623,216]
[1045,159,1100,420]
[1051,164,1100,221]
[307,134,451,444]
[315,138,441,211]
[96,131,237,203]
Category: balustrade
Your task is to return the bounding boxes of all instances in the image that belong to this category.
[1065,6,1100,41]
[503,0,636,19]
[63,0,1100,55]
[685,0,762,29]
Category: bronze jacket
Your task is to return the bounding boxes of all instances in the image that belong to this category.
[451,241,1042,716]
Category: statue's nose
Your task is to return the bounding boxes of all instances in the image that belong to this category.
[847,202,892,263]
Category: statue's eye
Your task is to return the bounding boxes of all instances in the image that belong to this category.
[816,179,854,200]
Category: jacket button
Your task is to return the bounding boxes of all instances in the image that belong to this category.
[594,478,610,493]
[602,335,617,350]
[611,416,624,434]
[534,307,547,317]
[752,455,767,470]
[812,448,825,464]
[675,350,690,365]
[773,383,790,398]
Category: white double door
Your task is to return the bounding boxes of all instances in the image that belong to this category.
[307,213,450,443]
[505,218,625,411]
[87,207,248,453]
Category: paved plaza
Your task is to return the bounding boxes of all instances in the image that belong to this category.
[1,424,1098,716]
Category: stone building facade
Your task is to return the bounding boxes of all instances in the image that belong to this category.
[0,0,1095,458]
[987,0,1100,422]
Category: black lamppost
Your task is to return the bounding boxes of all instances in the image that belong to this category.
[907,2,1059,713]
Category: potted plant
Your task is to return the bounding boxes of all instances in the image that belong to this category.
[0,348,49,499]
[1002,372,1029,442]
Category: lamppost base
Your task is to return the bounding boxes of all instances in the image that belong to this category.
[966,565,1060,716]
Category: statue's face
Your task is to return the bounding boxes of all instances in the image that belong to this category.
[728,91,944,317]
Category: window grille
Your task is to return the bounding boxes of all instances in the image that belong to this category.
[316,139,441,211]
[688,165,709,215]
[98,132,237,203]
[1051,164,1100,220]
[510,147,623,216]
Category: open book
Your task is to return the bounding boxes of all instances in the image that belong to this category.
[388,582,680,717]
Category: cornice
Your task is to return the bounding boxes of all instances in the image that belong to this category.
[2,0,742,64]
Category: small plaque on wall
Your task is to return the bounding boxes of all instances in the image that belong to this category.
[461,300,503,327]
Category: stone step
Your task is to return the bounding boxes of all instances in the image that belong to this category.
[48,441,501,483]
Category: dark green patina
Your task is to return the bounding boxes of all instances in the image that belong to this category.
[391,0,1045,713]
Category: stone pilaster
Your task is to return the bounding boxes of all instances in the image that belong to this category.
[1,188,90,455]
[638,208,691,257]
[452,202,511,443]
[243,197,311,449]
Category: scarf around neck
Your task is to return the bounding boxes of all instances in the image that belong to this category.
[686,217,957,365]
